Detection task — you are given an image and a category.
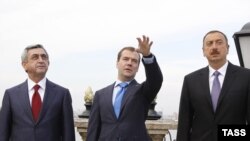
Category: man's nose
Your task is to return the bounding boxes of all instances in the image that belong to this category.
[211,43,219,49]
[126,60,133,65]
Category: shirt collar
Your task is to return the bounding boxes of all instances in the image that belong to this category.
[28,77,47,91]
[209,61,228,77]
[114,80,132,87]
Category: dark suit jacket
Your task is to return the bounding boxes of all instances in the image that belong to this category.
[0,79,75,141]
[176,62,250,141]
[86,57,163,141]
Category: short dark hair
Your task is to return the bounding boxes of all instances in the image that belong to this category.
[202,30,229,47]
[117,46,141,64]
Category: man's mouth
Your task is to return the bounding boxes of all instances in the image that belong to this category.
[124,68,132,72]
[37,66,46,69]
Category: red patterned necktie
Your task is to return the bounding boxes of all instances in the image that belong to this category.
[32,85,42,121]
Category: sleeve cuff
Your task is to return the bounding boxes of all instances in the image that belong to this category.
[142,54,155,64]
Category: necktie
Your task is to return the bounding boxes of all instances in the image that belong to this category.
[211,71,221,111]
[32,85,42,121]
[114,82,128,118]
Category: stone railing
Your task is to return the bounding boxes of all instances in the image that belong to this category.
[74,118,177,141]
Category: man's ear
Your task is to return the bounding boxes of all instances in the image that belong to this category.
[22,62,28,72]
[202,47,205,57]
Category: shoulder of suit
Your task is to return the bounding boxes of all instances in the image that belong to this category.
[227,62,250,71]
[96,83,114,92]
[46,80,68,90]
[129,79,139,86]
[5,81,27,91]
[185,67,208,78]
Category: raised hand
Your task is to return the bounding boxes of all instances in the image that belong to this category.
[136,35,153,56]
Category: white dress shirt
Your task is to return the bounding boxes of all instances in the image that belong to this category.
[209,61,228,92]
[27,77,46,105]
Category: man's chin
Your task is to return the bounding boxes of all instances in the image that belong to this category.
[124,74,135,80]
[209,58,222,63]
[36,71,47,75]
[209,56,220,60]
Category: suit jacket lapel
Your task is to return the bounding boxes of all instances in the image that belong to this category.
[18,80,34,122]
[119,80,140,117]
[216,63,237,111]
[105,83,117,119]
[200,67,215,112]
[37,79,56,122]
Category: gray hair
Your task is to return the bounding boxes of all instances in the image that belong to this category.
[21,44,49,62]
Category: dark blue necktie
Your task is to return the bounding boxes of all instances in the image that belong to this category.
[211,71,221,111]
[114,82,128,118]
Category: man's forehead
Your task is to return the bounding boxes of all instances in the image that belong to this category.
[28,48,46,54]
[121,50,139,57]
[205,33,225,41]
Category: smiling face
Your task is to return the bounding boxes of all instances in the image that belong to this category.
[116,48,140,82]
[202,31,229,69]
[22,47,49,82]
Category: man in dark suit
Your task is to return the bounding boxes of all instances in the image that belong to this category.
[0,44,75,141]
[86,35,163,141]
[176,30,250,141]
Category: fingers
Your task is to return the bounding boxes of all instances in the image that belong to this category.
[138,35,153,47]
[136,35,153,56]
[143,35,149,44]
[149,41,153,48]
[136,37,142,45]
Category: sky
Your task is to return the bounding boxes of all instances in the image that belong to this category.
[1,0,250,118]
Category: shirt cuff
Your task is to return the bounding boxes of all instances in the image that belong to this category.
[142,54,155,64]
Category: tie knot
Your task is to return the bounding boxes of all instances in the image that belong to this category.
[118,82,128,88]
[213,71,220,77]
[33,85,40,91]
